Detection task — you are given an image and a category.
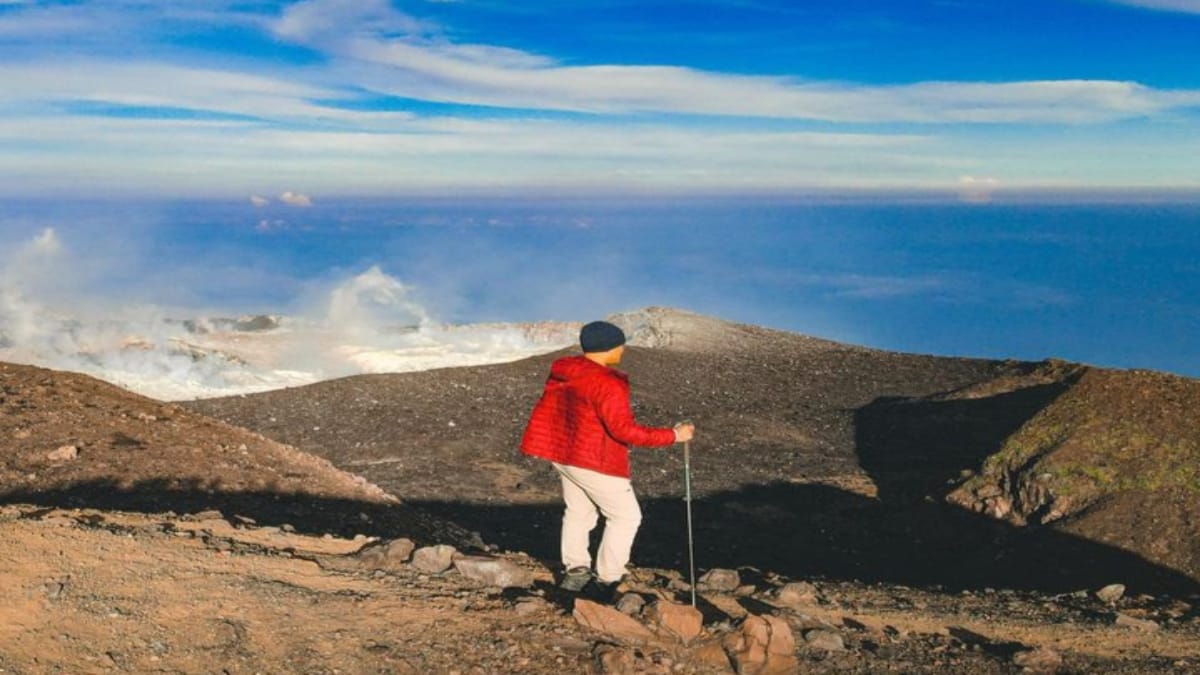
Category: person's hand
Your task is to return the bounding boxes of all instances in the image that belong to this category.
[674,422,695,443]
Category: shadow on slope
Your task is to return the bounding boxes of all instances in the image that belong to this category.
[854,376,1080,506]
[0,478,477,548]
[410,370,1199,597]
[410,480,1200,597]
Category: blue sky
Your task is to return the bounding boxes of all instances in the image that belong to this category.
[1,0,1199,196]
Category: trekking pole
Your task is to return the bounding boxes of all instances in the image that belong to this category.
[682,427,697,608]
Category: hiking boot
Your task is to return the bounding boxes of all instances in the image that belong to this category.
[559,566,592,592]
[583,575,630,604]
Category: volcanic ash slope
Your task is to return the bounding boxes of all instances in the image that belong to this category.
[188,307,1200,594]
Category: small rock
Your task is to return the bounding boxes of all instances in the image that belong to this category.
[803,628,846,652]
[357,538,416,571]
[1114,613,1159,632]
[689,640,733,671]
[615,592,646,616]
[699,568,741,592]
[47,445,79,462]
[410,545,457,574]
[453,555,533,588]
[735,584,757,597]
[593,644,638,673]
[573,599,657,646]
[43,581,67,600]
[645,599,703,643]
[723,614,799,675]
[1096,584,1126,604]
[773,581,817,607]
[513,598,549,616]
[1012,647,1063,672]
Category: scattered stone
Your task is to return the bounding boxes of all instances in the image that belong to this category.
[1012,647,1063,672]
[700,568,741,592]
[773,581,817,607]
[453,555,533,588]
[722,614,798,675]
[1114,613,1159,633]
[43,580,67,600]
[47,445,79,462]
[1096,584,1126,604]
[593,644,638,673]
[513,598,550,616]
[645,599,703,643]
[357,538,416,571]
[803,629,846,652]
[615,592,646,616]
[689,640,733,671]
[573,599,657,646]
[410,545,456,574]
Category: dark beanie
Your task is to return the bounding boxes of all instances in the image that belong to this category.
[580,320,626,353]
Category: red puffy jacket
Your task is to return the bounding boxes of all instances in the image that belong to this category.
[521,355,677,478]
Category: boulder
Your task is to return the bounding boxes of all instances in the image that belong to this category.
[700,568,741,592]
[646,599,703,643]
[722,615,798,675]
[410,545,456,574]
[573,599,657,646]
[453,555,534,588]
[1096,584,1126,604]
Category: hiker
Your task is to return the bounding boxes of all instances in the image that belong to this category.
[520,320,695,596]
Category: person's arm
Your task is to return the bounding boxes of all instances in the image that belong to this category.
[594,379,679,448]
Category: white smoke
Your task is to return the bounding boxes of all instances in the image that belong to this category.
[0,229,572,400]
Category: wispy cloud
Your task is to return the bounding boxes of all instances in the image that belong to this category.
[270,0,1200,124]
[0,0,1196,194]
[1105,0,1200,14]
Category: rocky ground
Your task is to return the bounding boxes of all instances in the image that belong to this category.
[4,308,1200,673]
[2,502,1197,674]
[190,308,1200,596]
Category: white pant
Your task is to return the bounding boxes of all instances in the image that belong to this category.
[553,463,642,584]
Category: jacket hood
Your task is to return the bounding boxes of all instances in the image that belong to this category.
[549,355,626,383]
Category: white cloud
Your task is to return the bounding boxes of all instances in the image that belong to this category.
[249,195,270,207]
[1106,0,1200,13]
[958,175,1001,203]
[268,0,1200,124]
[279,191,313,207]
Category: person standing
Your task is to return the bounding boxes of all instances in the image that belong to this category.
[521,320,695,595]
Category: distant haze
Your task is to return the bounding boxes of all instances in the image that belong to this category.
[1,197,1197,396]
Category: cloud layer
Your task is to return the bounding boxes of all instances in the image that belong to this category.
[0,0,1197,194]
